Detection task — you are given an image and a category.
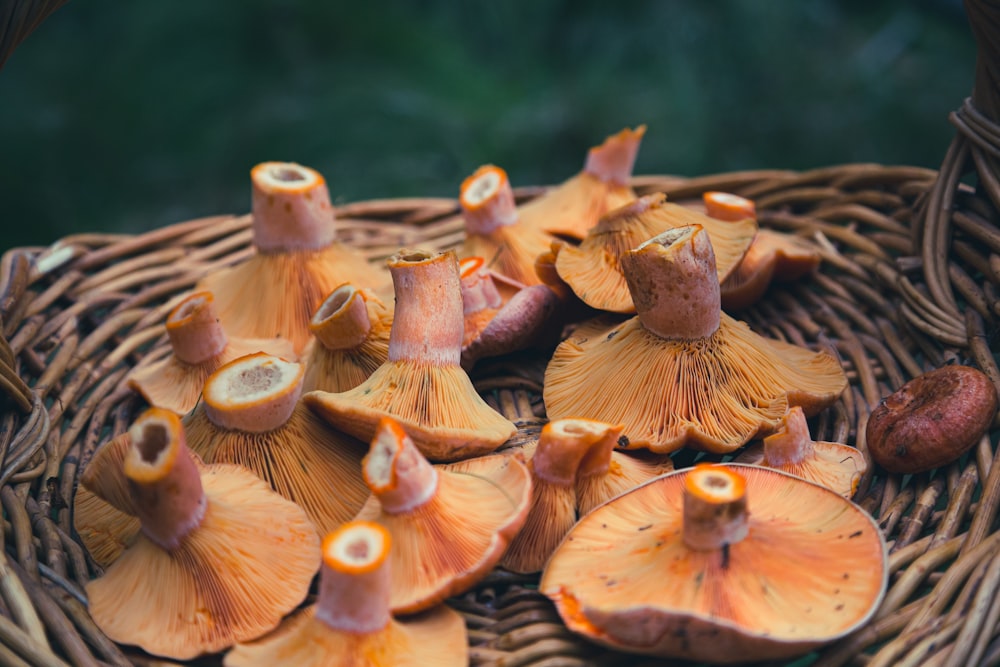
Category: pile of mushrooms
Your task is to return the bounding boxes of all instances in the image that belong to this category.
[70,127,910,664]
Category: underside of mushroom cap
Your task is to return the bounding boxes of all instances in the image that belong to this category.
[576,449,676,517]
[540,464,887,663]
[544,313,847,454]
[720,229,822,311]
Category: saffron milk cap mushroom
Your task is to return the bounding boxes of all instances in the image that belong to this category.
[540,463,887,663]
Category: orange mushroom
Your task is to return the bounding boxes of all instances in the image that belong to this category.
[552,193,756,313]
[540,463,887,663]
[305,249,517,461]
[184,352,370,536]
[197,162,391,354]
[735,406,867,498]
[302,284,392,393]
[224,521,468,667]
[127,291,295,414]
[459,256,504,347]
[84,408,320,659]
[518,126,646,240]
[544,226,847,454]
[353,418,531,613]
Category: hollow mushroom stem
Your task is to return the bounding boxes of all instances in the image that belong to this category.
[762,407,814,468]
[202,353,304,433]
[621,225,721,340]
[533,419,611,486]
[124,408,206,551]
[460,257,503,315]
[573,420,627,480]
[251,162,336,253]
[310,285,373,351]
[583,125,646,185]
[387,249,463,366]
[314,522,393,635]
[166,292,228,365]
[682,465,749,552]
[363,418,439,514]
[460,165,519,235]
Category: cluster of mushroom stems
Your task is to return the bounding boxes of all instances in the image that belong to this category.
[73,127,899,664]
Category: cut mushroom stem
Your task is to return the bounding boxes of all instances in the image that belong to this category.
[387,249,464,366]
[315,522,393,634]
[363,418,439,514]
[583,126,646,185]
[703,191,757,222]
[166,292,228,365]
[202,353,304,433]
[251,162,336,253]
[533,419,610,486]
[310,284,373,351]
[682,465,749,552]
[460,257,503,315]
[621,225,720,340]
[574,420,627,479]
[124,408,206,551]
[762,407,815,467]
[460,165,519,235]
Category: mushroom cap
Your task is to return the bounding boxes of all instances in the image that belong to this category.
[303,361,517,461]
[540,464,887,663]
[554,193,757,313]
[461,224,554,289]
[721,229,821,311]
[85,461,320,659]
[543,313,847,454]
[356,450,531,613]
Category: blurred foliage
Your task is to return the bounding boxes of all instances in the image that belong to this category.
[0,0,976,247]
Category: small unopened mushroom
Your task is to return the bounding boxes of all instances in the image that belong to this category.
[866,365,998,474]
[540,463,887,663]
[553,193,756,313]
[302,284,392,393]
[184,352,370,536]
[224,521,468,667]
[305,249,517,461]
[544,226,847,453]
[197,162,391,353]
[518,126,646,240]
[85,408,320,659]
[126,291,295,414]
[354,418,531,613]
[735,406,866,498]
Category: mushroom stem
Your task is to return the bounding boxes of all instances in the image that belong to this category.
[314,522,393,634]
[310,285,373,351]
[621,225,721,340]
[574,420,627,480]
[124,409,206,551]
[533,419,610,486]
[166,292,228,365]
[387,250,463,366]
[762,407,814,468]
[251,162,336,253]
[682,465,749,552]
[202,353,304,433]
[363,418,439,514]
[703,191,757,222]
[460,257,504,315]
[583,125,646,185]
[460,165,518,235]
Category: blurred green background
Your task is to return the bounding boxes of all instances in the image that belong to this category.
[0,0,977,248]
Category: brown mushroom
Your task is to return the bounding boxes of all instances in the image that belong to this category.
[126,291,296,414]
[553,193,756,313]
[540,463,887,663]
[197,162,391,354]
[85,408,320,659]
[544,226,847,453]
[304,249,517,461]
[224,521,468,667]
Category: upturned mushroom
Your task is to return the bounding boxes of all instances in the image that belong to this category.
[518,126,646,240]
[305,249,517,461]
[184,352,370,536]
[197,161,391,353]
[224,521,468,667]
[552,193,756,313]
[353,418,531,613]
[84,408,320,659]
[540,464,887,663]
[127,291,295,414]
[735,406,866,498]
[302,284,392,393]
[544,226,847,453]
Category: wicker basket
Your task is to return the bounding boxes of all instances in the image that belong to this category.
[4,4,1000,667]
